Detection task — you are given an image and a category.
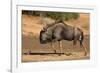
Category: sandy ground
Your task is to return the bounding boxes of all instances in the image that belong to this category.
[22,13,90,62]
[22,35,90,62]
[22,53,89,62]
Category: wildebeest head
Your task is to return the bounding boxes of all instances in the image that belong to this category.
[39,28,53,44]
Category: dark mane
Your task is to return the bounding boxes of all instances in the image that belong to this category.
[43,21,68,31]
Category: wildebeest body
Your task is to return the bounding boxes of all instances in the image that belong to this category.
[40,23,83,42]
[40,22,87,56]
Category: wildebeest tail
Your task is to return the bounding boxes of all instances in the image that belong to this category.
[79,32,84,47]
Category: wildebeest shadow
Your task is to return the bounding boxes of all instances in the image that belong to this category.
[24,52,64,55]
[23,52,75,56]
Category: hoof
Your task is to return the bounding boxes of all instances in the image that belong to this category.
[84,52,87,56]
[58,52,63,56]
[53,50,56,53]
[58,54,61,56]
[65,53,72,56]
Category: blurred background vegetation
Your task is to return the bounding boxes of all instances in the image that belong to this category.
[22,10,79,22]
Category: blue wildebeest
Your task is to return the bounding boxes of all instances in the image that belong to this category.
[39,22,87,56]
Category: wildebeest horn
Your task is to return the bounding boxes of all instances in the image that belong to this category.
[42,27,47,31]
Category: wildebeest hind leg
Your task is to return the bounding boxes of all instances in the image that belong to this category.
[73,40,77,50]
[81,43,87,56]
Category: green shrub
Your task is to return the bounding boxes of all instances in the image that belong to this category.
[22,10,79,21]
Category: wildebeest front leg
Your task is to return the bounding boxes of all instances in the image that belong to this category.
[51,42,56,53]
[59,41,62,56]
